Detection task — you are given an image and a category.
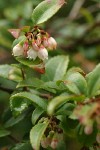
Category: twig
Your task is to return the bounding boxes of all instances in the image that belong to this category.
[68,0,85,20]
[21,68,28,91]
[39,93,53,99]
[77,3,100,20]
[84,38,100,46]
[8,135,20,143]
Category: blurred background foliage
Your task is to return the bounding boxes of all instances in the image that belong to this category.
[0,0,100,149]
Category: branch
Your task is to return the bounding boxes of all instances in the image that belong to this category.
[84,38,100,46]
[68,0,85,20]
[39,93,53,99]
[8,135,20,143]
[21,68,28,91]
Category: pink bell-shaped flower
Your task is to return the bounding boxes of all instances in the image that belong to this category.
[48,37,57,50]
[12,44,24,56]
[38,46,48,60]
[27,48,37,60]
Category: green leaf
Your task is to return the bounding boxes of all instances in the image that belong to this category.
[38,81,67,94]
[4,112,26,128]
[0,65,12,79]
[64,67,87,95]
[10,92,47,115]
[60,117,76,137]
[47,93,85,116]
[39,84,57,94]
[17,77,44,89]
[41,81,66,91]
[16,57,44,69]
[30,119,49,150]
[0,64,22,82]
[41,55,69,82]
[11,142,33,150]
[86,64,100,97]
[55,103,75,116]
[32,107,45,125]
[0,129,10,137]
[95,89,100,96]
[10,97,30,116]
[12,35,26,47]
[32,0,65,25]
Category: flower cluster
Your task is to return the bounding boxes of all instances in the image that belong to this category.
[12,26,57,61]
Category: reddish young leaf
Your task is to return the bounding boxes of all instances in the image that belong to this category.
[34,67,45,74]
[8,29,21,38]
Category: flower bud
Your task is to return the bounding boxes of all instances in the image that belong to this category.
[12,44,24,56]
[84,125,93,135]
[50,133,61,149]
[27,48,37,60]
[50,139,58,149]
[41,137,52,148]
[48,37,57,50]
[96,133,100,143]
[38,47,48,60]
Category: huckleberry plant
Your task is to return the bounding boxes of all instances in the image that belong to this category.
[12,26,57,61]
[0,0,100,150]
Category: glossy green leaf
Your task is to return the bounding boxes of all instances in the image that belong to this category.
[11,142,33,150]
[0,64,22,82]
[64,68,87,95]
[47,94,85,116]
[32,107,45,125]
[16,57,44,69]
[38,81,66,94]
[32,0,65,25]
[17,77,44,89]
[12,35,26,47]
[40,81,66,90]
[0,65,12,79]
[55,103,75,116]
[0,129,10,137]
[86,64,100,97]
[39,85,56,94]
[4,112,26,128]
[10,97,30,116]
[30,119,49,150]
[41,55,69,82]
[10,92,47,115]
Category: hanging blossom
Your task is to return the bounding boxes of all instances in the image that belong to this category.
[9,26,57,61]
